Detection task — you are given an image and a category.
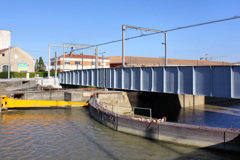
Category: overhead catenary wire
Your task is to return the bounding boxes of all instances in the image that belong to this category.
[72,32,160,52]
[51,16,240,76]
[165,16,240,32]
[73,16,240,53]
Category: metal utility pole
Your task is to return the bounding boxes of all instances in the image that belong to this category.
[82,53,84,70]
[63,44,65,71]
[48,44,65,79]
[67,17,239,68]
[8,46,10,79]
[120,17,239,67]
[95,47,98,69]
[99,52,106,68]
[55,52,57,78]
[48,45,50,78]
[102,54,104,68]
[122,25,164,67]
[164,32,167,66]
[45,17,239,74]
[33,58,36,77]
[122,25,126,67]
[130,56,132,67]
[92,58,93,69]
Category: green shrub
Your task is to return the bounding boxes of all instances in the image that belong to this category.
[30,72,35,78]
[0,71,8,78]
[11,72,26,78]
[0,71,59,79]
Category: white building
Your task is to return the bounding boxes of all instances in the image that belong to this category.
[51,52,110,72]
[0,30,11,50]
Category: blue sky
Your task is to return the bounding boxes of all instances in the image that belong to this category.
[0,0,240,63]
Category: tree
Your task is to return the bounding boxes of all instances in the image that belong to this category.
[35,59,39,72]
[38,57,45,72]
[38,57,45,67]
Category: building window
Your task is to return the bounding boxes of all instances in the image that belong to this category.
[2,65,8,72]
[75,61,81,65]
[1,53,5,56]
[65,61,70,65]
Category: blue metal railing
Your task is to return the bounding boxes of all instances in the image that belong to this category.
[60,66,240,99]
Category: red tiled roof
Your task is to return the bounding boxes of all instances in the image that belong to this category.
[0,48,9,53]
[107,56,234,66]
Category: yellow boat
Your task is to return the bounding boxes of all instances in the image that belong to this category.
[1,95,88,111]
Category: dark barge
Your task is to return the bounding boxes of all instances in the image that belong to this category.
[89,96,240,152]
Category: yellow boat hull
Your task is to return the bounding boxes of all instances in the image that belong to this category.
[1,95,88,110]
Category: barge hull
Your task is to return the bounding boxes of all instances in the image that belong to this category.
[89,99,240,151]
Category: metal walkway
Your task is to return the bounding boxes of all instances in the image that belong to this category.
[59,66,240,99]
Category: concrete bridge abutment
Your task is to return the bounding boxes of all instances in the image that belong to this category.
[178,94,205,108]
[94,91,205,121]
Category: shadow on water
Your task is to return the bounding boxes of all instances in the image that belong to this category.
[127,91,181,121]
[172,139,240,160]
[66,119,119,160]
[204,134,240,152]
[172,149,240,160]
[205,96,240,107]
[143,122,240,159]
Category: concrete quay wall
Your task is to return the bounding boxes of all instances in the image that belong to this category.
[23,91,65,101]
[3,89,98,103]
[0,80,37,91]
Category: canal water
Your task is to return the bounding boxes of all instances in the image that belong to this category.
[0,107,240,160]
[177,105,240,129]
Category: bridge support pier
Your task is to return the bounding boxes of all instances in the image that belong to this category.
[178,94,205,108]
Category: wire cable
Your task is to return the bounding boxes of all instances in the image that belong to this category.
[73,16,240,52]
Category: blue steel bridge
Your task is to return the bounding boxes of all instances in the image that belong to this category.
[59,66,240,99]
